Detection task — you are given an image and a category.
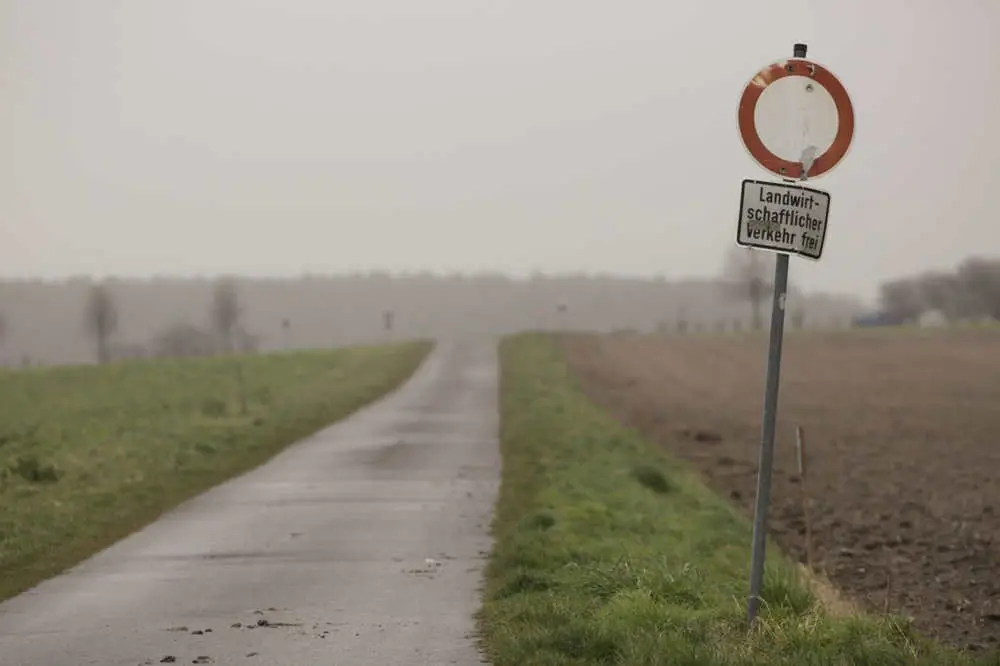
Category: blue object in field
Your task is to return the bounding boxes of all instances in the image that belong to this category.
[852,312,904,327]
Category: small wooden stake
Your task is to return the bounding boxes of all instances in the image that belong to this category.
[883,569,892,615]
[795,425,814,569]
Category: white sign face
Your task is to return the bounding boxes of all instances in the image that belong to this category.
[754,75,838,164]
[737,179,830,260]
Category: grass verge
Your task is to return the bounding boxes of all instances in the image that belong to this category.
[0,341,431,602]
[477,334,995,665]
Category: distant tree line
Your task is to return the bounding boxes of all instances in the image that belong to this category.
[0,270,863,367]
[877,256,1000,324]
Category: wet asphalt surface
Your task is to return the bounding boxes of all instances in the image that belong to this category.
[0,339,499,666]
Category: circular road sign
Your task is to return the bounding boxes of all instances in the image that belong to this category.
[738,58,854,180]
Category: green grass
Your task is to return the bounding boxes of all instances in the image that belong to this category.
[0,341,431,602]
[477,334,996,666]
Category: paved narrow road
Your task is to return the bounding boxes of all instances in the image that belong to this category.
[0,340,499,666]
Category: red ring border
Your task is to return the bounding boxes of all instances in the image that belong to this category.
[738,58,855,180]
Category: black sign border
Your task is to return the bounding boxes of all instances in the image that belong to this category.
[736,178,831,261]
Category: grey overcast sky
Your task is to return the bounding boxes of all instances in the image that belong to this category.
[1,1,997,302]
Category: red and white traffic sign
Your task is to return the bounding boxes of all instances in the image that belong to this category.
[737,58,854,180]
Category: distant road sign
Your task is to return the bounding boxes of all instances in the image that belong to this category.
[737,179,830,260]
[738,58,854,180]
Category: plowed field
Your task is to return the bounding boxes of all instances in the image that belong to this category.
[562,329,1000,652]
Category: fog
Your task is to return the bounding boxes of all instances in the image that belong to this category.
[0,1,997,363]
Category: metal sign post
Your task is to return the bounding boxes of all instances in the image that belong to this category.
[745,243,789,627]
[737,42,855,628]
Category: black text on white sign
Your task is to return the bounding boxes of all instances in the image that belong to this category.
[736,180,831,260]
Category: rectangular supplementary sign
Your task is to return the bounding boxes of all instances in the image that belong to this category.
[737,179,831,260]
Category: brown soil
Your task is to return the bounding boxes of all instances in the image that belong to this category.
[561,329,1000,653]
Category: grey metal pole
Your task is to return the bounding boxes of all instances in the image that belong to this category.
[746,252,789,626]
[746,41,807,630]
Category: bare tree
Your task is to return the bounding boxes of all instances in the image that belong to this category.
[956,257,1000,320]
[281,318,291,349]
[878,278,924,324]
[210,278,242,352]
[722,248,774,331]
[210,278,247,413]
[555,303,568,331]
[675,307,688,334]
[84,282,119,364]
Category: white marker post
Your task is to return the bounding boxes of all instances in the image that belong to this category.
[737,43,855,628]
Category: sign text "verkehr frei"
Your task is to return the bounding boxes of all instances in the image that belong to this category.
[736,179,831,260]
